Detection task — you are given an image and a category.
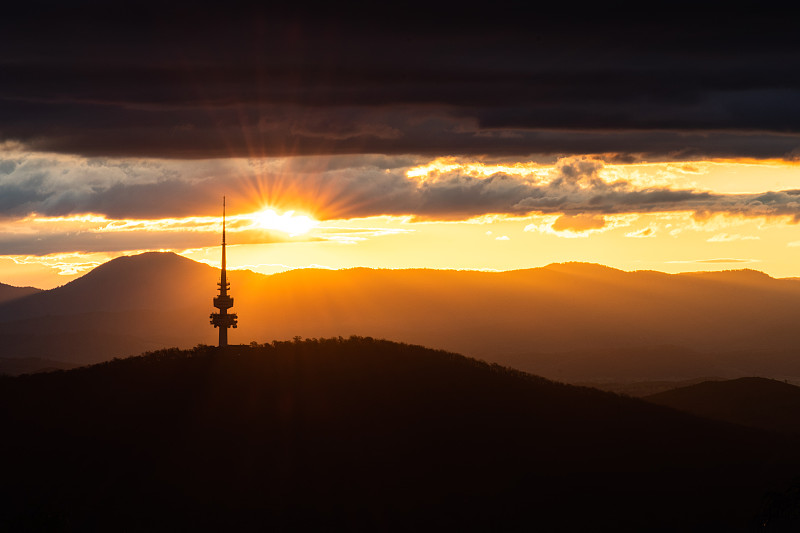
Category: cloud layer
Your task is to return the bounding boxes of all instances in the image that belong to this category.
[1,2,799,160]
[4,152,800,222]
[3,151,800,256]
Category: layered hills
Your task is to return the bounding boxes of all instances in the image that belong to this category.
[0,281,40,304]
[1,338,797,531]
[3,252,800,381]
[646,377,800,434]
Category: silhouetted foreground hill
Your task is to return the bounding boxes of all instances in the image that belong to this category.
[645,377,800,434]
[1,337,798,531]
[5,252,800,380]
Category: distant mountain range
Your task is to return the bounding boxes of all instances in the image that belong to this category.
[4,252,800,382]
[0,282,40,304]
[646,377,800,434]
[2,338,798,531]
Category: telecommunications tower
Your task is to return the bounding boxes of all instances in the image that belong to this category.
[210,197,238,346]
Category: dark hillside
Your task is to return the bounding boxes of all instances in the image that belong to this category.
[646,377,800,433]
[0,337,797,531]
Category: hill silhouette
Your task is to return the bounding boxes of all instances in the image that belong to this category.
[0,281,40,304]
[4,252,800,380]
[1,337,798,531]
[0,252,210,319]
[577,377,722,397]
[645,377,800,434]
[0,253,217,363]
[0,356,78,376]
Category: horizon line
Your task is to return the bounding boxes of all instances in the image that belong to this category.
[9,251,791,291]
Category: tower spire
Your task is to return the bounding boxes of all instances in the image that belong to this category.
[221,196,227,291]
[210,196,237,347]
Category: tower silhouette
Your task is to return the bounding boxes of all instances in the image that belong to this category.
[210,197,238,347]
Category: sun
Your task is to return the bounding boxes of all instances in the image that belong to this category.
[249,208,318,236]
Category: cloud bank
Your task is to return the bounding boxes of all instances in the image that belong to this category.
[2,151,800,255]
[1,2,799,160]
[3,153,800,223]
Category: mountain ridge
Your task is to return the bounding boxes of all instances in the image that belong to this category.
[3,252,800,381]
[646,377,800,434]
[0,281,41,305]
[11,254,793,290]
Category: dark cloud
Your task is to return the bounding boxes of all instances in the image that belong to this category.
[0,154,234,218]
[0,176,50,212]
[1,2,799,159]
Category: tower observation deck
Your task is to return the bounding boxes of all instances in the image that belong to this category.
[210,197,238,347]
